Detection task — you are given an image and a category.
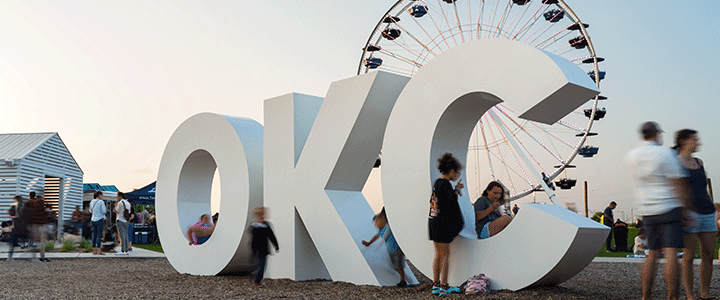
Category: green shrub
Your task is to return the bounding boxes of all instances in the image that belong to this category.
[60,240,77,252]
[45,241,56,252]
[79,239,93,252]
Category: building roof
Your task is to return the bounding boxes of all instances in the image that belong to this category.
[83,183,120,192]
[0,132,82,173]
[0,132,56,160]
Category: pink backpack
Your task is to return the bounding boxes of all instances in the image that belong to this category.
[463,273,490,295]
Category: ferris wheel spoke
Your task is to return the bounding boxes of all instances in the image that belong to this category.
[529,122,576,149]
[466,0,473,41]
[389,20,440,57]
[377,48,425,68]
[493,106,565,163]
[482,115,519,192]
[421,2,453,49]
[485,0,502,39]
[375,64,416,77]
[512,4,545,40]
[557,119,587,132]
[487,111,533,186]
[489,110,559,205]
[435,0,459,46]
[491,0,513,39]
[450,1,465,43]
[491,108,549,174]
[475,0,485,40]
[478,119,495,181]
[520,7,560,44]
[539,30,575,51]
[505,3,532,40]
[408,6,446,53]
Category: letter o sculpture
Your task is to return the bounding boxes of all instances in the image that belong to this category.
[156,113,263,275]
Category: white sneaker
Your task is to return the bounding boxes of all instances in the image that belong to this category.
[115,252,127,255]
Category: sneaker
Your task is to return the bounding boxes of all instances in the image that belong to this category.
[396,280,407,288]
[39,258,50,263]
[446,286,462,294]
[115,252,128,255]
[432,283,446,295]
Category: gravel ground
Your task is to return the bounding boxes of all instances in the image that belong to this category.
[1,258,719,299]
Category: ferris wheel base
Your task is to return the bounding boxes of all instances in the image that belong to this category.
[451,203,609,291]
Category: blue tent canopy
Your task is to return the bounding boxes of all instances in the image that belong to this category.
[126,181,155,206]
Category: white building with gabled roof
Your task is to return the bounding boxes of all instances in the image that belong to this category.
[0,132,83,226]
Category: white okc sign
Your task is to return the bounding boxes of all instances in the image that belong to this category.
[156,39,609,290]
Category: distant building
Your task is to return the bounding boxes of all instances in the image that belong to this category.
[0,132,83,224]
[82,183,119,205]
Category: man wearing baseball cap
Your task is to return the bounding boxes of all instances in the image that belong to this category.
[626,121,693,300]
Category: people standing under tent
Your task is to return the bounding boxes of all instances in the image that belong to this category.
[249,207,279,287]
[114,192,131,255]
[362,208,407,287]
[429,153,464,295]
[673,129,717,300]
[141,206,151,225]
[603,201,617,251]
[626,121,692,300]
[126,199,135,251]
[90,191,107,255]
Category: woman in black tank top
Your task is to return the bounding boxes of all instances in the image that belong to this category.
[674,129,716,300]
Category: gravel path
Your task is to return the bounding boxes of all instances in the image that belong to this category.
[1,258,719,299]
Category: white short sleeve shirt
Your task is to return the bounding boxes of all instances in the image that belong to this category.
[626,141,687,216]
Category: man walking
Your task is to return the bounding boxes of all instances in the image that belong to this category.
[626,122,692,300]
[603,201,616,251]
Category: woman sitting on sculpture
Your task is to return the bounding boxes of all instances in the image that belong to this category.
[474,181,513,239]
[187,214,215,245]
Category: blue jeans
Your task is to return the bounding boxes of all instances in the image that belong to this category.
[116,220,129,252]
[128,222,134,245]
[254,253,268,284]
[91,220,104,248]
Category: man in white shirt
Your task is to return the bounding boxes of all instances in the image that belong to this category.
[626,121,692,300]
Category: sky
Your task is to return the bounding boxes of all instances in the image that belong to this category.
[1,1,718,221]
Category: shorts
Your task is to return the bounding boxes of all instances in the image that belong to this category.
[477,223,490,239]
[643,207,684,250]
[195,235,210,245]
[388,249,405,270]
[428,218,459,243]
[684,211,717,233]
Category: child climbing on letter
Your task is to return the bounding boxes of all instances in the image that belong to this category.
[362,208,407,287]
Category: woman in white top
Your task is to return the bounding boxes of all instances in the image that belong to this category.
[89,191,107,255]
[114,192,131,255]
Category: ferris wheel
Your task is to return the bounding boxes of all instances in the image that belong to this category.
[360,0,606,201]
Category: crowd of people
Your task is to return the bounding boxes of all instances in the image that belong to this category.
[5,191,157,260]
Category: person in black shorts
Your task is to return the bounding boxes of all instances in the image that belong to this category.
[428,153,464,295]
